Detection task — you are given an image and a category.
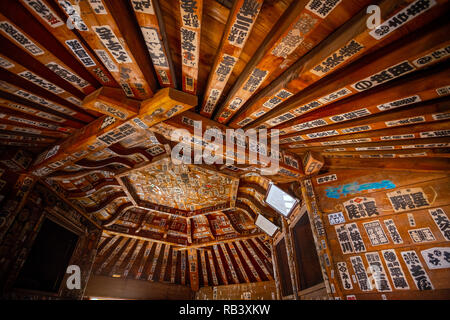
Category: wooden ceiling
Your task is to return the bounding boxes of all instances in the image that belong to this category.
[0,0,449,291]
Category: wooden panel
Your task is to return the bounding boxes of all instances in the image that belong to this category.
[200,0,263,116]
[274,237,293,297]
[307,169,450,299]
[178,0,203,94]
[195,280,276,300]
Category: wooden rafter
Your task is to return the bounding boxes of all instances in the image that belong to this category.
[229,0,449,129]
[178,0,203,94]
[214,0,373,124]
[200,0,263,117]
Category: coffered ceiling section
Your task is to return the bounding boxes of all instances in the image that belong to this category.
[118,158,239,214]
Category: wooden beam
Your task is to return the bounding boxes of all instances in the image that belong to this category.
[176,232,266,251]
[241,15,450,129]
[102,202,134,227]
[0,106,76,134]
[40,179,102,229]
[0,79,94,122]
[206,249,219,286]
[281,120,450,148]
[103,229,184,248]
[279,98,450,145]
[178,0,203,94]
[272,64,450,135]
[55,0,155,99]
[147,242,163,281]
[0,53,86,111]
[158,244,170,281]
[324,157,450,172]
[241,239,273,280]
[282,218,299,299]
[219,243,240,284]
[19,0,117,88]
[130,0,177,88]
[320,148,450,159]
[65,177,119,198]
[214,0,373,123]
[270,240,282,300]
[0,118,68,139]
[187,248,200,291]
[199,249,208,286]
[84,191,128,214]
[227,242,250,283]
[28,87,196,178]
[0,14,95,94]
[82,87,139,120]
[234,240,262,282]
[0,12,97,95]
[289,137,450,152]
[0,97,84,129]
[200,0,263,117]
[212,244,228,285]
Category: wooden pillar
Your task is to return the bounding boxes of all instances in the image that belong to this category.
[270,240,282,300]
[300,180,340,299]
[282,217,299,300]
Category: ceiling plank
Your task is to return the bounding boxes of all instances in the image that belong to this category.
[281,120,450,148]
[206,249,219,286]
[319,147,450,159]
[147,242,163,281]
[288,137,450,153]
[199,249,208,286]
[227,242,250,283]
[0,97,85,129]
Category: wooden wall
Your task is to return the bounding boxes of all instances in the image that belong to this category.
[195,280,276,300]
[84,275,193,300]
[301,168,450,300]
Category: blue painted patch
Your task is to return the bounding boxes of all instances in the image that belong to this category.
[325,180,396,199]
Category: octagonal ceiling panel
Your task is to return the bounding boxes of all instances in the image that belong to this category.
[117,158,239,216]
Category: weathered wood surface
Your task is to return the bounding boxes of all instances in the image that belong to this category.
[309,169,450,299]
